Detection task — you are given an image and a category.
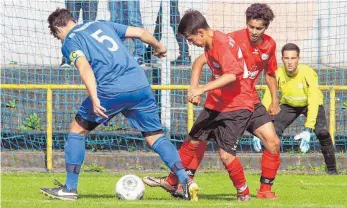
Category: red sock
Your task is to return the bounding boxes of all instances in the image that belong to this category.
[260,150,280,192]
[186,142,207,179]
[166,140,198,185]
[224,157,249,194]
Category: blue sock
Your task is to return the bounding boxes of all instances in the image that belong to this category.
[65,132,86,191]
[151,136,189,185]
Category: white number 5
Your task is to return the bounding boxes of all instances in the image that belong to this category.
[91,29,118,52]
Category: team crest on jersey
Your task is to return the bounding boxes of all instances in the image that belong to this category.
[212,61,220,69]
[69,33,75,38]
[228,37,235,47]
[261,53,269,60]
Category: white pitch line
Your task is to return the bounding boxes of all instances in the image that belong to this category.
[2,200,346,208]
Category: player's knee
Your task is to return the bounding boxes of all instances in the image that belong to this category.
[219,150,236,165]
[187,136,201,145]
[265,136,280,152]
[72,114,98,134]
[315,129,332,146]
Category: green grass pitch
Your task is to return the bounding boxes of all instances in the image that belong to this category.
[2,172,346,208]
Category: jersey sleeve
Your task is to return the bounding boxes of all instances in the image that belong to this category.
[106,22,128,41]
[217,45,244,76]
[266,42,277,75]
[304,68,321,129]
[61,38,86,66]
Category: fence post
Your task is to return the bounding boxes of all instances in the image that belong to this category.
[329,88,335,145]
[46,88,53,171]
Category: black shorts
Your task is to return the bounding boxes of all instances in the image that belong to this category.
[246,103,273,134]
[189,108,252,155]
[274,104,328,135]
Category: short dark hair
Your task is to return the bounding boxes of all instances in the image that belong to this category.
[246,3,275,28]
[178,9,210,36]
[47,8,76,39]
[281,43,300,56]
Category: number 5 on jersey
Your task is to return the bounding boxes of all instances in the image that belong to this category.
[91,29,118,52]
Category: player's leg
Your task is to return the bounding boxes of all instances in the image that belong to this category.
[169,0,190,65]
[164,108,221,189]
[124,86,198,200]
[310,105,338,174]
[109,0,124,24]
[215,109,253,201]
[81,0,98,23]
[127,0,146,63]
[247,103,282,199]
[40,95,123,200]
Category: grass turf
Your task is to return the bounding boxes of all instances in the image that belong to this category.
[1,172,347,208]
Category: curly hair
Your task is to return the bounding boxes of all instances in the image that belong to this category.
[245,3,275,28]
[47,8,76,39]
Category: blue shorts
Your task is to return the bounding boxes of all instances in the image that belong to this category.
[76,86,162,134]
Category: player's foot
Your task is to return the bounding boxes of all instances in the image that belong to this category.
[40,180,78,201]
[237,193,251,202]
[182,179,198,201]
[327,169,339,175]
[142,176,177,193]
[256,189,278,200]
[170,55,191,66]
[237,185,251,202]
[171,184,184,199]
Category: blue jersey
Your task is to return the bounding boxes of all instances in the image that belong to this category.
[62,21,149,96]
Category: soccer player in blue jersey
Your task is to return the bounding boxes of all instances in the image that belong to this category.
[40,8,198,201]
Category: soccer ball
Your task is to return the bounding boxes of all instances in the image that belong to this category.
[115,174,145,200]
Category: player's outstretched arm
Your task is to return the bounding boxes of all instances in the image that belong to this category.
[188,54,207,105]
[265,73,280,115]
[75,56,107,119]
[125,26,166,58]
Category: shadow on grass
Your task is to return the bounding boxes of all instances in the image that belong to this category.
[199,193,257,201]
[79,194,116,199]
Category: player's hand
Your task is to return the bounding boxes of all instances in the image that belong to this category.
[294,128,313,153]
[153,45,167,58]
[188,87,205,100]
[92,98,108,119]
[188,95,201,105]
[253,136,262,152]
[268,100,280,116]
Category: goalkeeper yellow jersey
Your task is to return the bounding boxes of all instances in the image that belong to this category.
[262,64,324,129]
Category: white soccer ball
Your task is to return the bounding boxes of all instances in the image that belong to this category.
[115,174,145,200]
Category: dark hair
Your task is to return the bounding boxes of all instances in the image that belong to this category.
[47,8,76,39]
[281,43,300,56]
[178,9,210,36]
[246,3,275,28]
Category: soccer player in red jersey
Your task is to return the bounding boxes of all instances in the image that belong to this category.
[143,3,281,200]
[144,9,259,201]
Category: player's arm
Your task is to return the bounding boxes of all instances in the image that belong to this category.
[304,70,321,129]
[261,85,272,110]
[265,73,280,115]
[188,54,207,105]
[125,26,166,58]
[75,56,108,119]
[265,44,280,115]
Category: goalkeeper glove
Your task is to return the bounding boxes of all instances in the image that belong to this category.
[294,128,314,153]
[252,136,262,152]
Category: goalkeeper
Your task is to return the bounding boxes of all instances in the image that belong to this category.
[254,43,338,174]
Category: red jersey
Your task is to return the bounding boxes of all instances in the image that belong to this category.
[204,31,254,112]
[229,29,277,104]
